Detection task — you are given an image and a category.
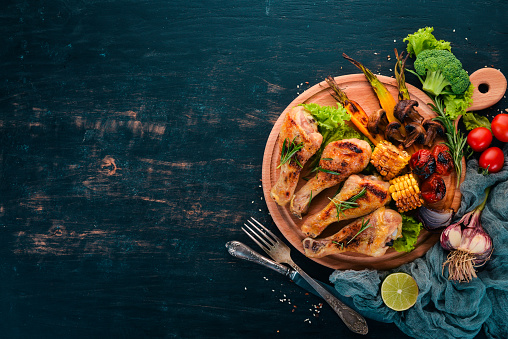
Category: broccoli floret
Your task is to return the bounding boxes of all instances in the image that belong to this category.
[413,49,471,96]
[403,27,451,57]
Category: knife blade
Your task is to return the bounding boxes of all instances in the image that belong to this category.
[225,240,357,311]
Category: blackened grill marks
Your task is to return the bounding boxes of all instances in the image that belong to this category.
[338,141,364,154]
[359,183,388,201]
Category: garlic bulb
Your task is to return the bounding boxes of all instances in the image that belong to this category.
[440,187,494,282]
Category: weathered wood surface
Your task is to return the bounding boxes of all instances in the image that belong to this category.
[1,0,506,338]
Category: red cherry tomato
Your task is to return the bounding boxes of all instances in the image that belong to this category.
[409,149,436,180]
[479,147,505,173]
[421,173,446,203]
[491,114,508,143]
[467,127,492,152]
[431,144,454,176]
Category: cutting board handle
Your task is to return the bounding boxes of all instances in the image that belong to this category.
[468,68,507,111]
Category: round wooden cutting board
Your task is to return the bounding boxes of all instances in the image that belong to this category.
[262,73,467,270]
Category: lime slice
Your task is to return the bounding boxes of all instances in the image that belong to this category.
[381,272,419,311]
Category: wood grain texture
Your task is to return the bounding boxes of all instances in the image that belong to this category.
[1,0,506,338]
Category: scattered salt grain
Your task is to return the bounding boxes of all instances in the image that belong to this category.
[394,40,396,43]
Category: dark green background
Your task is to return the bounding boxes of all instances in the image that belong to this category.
[1,0,506,337]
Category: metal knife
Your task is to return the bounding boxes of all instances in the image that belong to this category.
[225,240,358,312]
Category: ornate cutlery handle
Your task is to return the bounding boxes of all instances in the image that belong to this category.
[291,263,368,335]
[226,241,291,276]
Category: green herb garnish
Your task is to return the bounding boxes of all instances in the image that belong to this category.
[347,218,371,245]
[332,240,344,250]
[307,191,313,210]
[278,137,304,169]
[329,187,367,217]
[430,97,469,186]
[312,166,341,176]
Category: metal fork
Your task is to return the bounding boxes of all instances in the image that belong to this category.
[242,217,368,335]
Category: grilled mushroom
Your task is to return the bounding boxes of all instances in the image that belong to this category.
[385,121,405,144]
[394,100,424,124]
[367,109,388,135]
[404,122,426,148]
[422,119,446,146]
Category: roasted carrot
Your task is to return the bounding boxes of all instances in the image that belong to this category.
[325,76,383,146]
[342,53,406,137]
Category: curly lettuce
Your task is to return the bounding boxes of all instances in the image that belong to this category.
[403,26,451,57]
[392,214,422,253]
[442,83,474,120]
[300,103,373,170]
[462,111,491,131]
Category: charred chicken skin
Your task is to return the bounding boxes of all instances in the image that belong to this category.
[290,138,372,218]
[301,174,391,238]
[302,207,402,258]
[270,106,322,206]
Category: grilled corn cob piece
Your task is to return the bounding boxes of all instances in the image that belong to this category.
[389,173,423,212]
[370,140,411,180]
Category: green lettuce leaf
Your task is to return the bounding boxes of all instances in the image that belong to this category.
[462,112,491,131]
[392,214,422,253]
[301,103,350,131]
[442,83,474,120]
[300,103,373,170]
[403,27,451,57]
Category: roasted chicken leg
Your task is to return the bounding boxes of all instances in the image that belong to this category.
[270,106,322,206]
[302,207,402,258]
[301,174,391,238]
[290,138,372,218]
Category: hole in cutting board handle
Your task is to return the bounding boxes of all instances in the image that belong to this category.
[478,83,489,93]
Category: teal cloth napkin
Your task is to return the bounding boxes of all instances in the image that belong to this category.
[329,144,508,339]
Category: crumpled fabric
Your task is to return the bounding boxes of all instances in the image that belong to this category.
[330,144,508,339]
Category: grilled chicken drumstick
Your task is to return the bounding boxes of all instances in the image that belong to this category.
[290,138,372,218]
[270,106,322,206]
[301,174,391,238]
[302,207,402,258]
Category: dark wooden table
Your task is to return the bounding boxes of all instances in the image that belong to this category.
[1,1,506,337]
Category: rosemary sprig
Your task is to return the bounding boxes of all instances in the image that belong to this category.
[312,166,341,176]
[328,187,367,218]
[429,97,469,186]
[347,218,371,245]
[332,240,344,250]
[278,137,304,168]
[307,191,313,210]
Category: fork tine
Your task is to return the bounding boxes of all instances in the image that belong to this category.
[250,217,281,243]
[243,222,274,249]
[242,225,271,255]
[246,220,277,247]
